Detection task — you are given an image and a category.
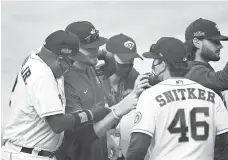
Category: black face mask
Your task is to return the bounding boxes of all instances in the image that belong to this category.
[148,72,160,86]
[115,61,133,78]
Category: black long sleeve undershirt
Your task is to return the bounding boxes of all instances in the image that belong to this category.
[126,132,151,160]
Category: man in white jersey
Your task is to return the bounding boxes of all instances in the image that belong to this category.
[126,37,228,160]
[1,30,144,160]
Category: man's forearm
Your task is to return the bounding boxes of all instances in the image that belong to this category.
[126,133,151,160]
[93,109,120,138]
[46,110,93,133]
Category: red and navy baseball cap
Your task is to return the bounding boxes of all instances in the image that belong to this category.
[142,37,187,63]
[106,33,143,63]
[65,21,107,49]
[185,18,228,41]
[44,30,87,61]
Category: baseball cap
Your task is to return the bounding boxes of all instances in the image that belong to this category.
[106,33,143,63]
[65,21,107,49]
[142,37,187,63]
[185,18,228,41]
[44,30,87,61]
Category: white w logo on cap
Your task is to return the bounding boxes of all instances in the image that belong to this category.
[124,41,135,50]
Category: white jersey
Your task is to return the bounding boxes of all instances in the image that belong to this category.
[132,78,228,160]
[3,51,66,152]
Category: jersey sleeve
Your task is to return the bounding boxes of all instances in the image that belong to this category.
[131,90,158,137]
[31,75,64,118]
[215,96,228,135]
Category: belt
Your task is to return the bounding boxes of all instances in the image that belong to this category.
[21,147,55,158]
[4,141,55,158]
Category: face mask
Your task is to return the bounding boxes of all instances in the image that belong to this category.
[148,72,160,86]
[149,59,166,86]
[57,56,73,76]
[115,61,133,78]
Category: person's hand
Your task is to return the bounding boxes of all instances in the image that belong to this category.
[132,74,151,97]
[96,60,116,78]
[96,48,116,78]
[107,133,120,160]
[113,92,138,117]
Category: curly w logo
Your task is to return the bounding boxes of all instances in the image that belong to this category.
[124,41,135,50]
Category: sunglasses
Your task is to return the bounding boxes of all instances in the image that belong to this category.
[81,29,100,44]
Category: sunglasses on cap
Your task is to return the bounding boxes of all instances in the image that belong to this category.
[81,29,100,44]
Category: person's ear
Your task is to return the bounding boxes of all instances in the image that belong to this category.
[56,55,64,64]
[161,61,166,70]
[192,38,202,49]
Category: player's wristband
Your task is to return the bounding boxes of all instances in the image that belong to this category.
[111,108,121,120]
[71,110,93,130]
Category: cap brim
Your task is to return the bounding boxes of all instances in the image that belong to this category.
[116,52,143,62]
[208,35,228,41]
[142,51,159,59]
[81,37,108,48]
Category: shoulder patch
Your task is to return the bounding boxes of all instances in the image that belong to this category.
[134,111,142,125]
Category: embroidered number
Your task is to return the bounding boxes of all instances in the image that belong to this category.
[168,107,209,143]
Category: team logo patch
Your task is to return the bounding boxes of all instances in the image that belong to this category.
[90,28,96,34]
[134,111,142,125]
[124,41,135,50]
[61,48,72,54]
[78,112,88,123]
[194,31,205,37]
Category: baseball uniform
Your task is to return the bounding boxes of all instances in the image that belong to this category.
[132,78,228,160]
[2,50,65,160]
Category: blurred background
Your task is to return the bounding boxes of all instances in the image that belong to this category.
[2,1,228,145]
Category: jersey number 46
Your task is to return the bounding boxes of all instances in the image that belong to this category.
[168,107,209,142]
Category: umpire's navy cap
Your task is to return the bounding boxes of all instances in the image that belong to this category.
[143,37,187,63]
[44,30,86,61]
[65,21,107,49]
[185,18,228,41]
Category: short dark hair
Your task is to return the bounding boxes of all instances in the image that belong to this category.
[166,61,189,77]
[154,59,189,77]
[184,40,197,61]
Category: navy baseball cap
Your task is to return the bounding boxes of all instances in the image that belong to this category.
[142,37,187,63]
[44,30,88,61]
[65,21,107,49]
[106,33,143,63]
[185,18,228,41]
